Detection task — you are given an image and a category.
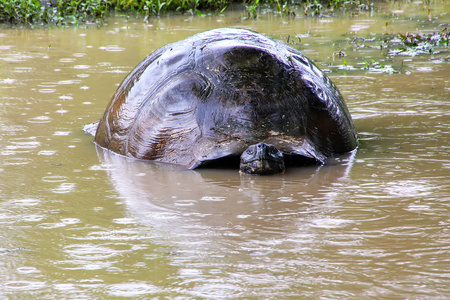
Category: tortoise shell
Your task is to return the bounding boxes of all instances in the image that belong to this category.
[93,28,357,169]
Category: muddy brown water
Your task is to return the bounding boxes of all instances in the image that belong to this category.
[1,2,449,298]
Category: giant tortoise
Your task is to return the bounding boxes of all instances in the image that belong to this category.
[86,28,358,174]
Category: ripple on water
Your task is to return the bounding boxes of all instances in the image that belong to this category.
[7,137,40,150]
[107,282,160,297]
[12,198,40,206]
[74,65,91,69]
[53,131,71,136]
[16,266,41,274]
[200,196,226,202]
[0,212,17,224]
[38,222,67,229]
[51,182,76,194]
[59,58,76,63]
[112,218,137,225]
[405,203,431,212]
[42,175,69,183]
[58,95,73,101]
[2,157,32,165]
[2,150,17,157]
[61,218,82,225]
[58,79,81,85]
[53,283,79,292]
[0,44,13,50]
[28,116,52,124]
[55,109,69,114]
[64,244,119,260]
[0,78,16,84]
[0,125,27,135]
[98,62,112,67]
[38,88,56,94]
[310,217,353,229]
[105,67,130,74]
[21,215,46,222]
[37,82,56,89]
[88,164,115,171]
[383,180,435,198]
[75,229,146,242]
[38,150,57,156]
[3,281,46,291]
[2,53,33,62]
[99,45,125,52]
[174,199,196,207]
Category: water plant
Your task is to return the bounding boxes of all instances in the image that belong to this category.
[143,0,171,16]
[328,29,448,74]
[275,0,296,16]
[348,30,449,57]
[244,0,260,19]
[391,30,449,56]
[303,0,323,16]
[362,59,397,73]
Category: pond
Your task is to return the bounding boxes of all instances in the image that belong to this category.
[1,2,449,298]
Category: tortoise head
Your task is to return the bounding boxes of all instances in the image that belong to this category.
[240,143,285,175]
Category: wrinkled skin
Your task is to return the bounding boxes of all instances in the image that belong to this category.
[240,143,285,175]
[91,28,358,172]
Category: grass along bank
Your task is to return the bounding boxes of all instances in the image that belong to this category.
[0,0,376,26]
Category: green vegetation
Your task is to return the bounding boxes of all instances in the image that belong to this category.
[0,0,376,26]
[0,0,109,25]
[112,0,228,16]
[244,0,260,19]
[392,30,449,56]
[349,30,449,57]
[329,29,449,74]
[243,0,374,18]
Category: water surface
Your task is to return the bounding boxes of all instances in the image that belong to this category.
[0,2,449,298]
